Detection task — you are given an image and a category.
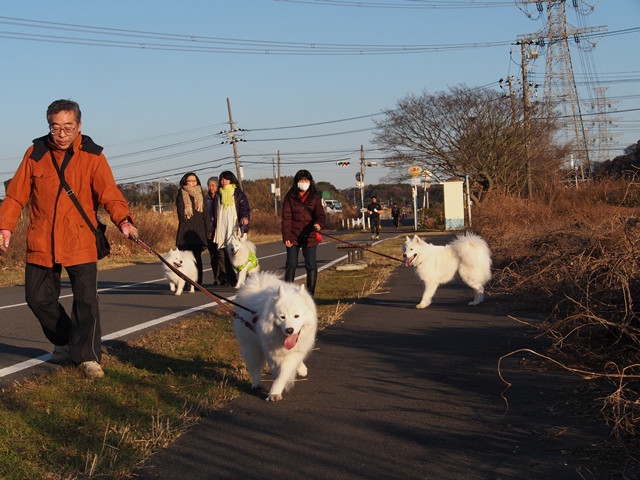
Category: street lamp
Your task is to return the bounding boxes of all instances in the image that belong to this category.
[157,177,170,213]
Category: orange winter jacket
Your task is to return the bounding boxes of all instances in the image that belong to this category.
[0,134,133,267]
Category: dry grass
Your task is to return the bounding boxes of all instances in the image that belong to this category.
[475,179,640,440]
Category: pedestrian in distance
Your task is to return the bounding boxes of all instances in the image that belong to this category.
[175,172,211,285]
[204,176,220,285]
[0,99,138,379]
[282,169,326,297]
[211,170,251,287]
[392,202,401,229]
[367,195,382,239]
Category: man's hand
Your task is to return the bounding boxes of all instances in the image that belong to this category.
[120,222,138,240]
[0,230,11,253]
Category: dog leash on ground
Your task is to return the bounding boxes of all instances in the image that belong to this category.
[317,231,404,264]
[129,237,258,327]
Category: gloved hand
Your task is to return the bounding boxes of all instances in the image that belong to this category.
[120,222,138,240]
[0,230,11,253]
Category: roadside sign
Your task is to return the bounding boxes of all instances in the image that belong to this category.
[408,165,422,178]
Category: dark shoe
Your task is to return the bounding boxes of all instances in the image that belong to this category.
[51,345,70,363]
[306,269,318,297]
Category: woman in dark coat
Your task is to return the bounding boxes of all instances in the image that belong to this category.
[176,172,211,284]
[282,169,326,296]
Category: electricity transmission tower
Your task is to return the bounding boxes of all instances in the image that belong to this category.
[589,87,620,165]
[516,0,606,177]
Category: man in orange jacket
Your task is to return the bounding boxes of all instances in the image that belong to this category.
[0,99,138,379]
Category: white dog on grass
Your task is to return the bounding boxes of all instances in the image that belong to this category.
[402,232,492,308]
[234,271,317,402]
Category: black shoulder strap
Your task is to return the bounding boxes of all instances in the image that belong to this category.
[50,151,98,234]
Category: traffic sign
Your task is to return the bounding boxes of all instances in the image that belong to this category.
[408,165,422,178]
[355,172,363,182]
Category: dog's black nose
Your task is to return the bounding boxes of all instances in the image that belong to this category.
[285,327,294,335]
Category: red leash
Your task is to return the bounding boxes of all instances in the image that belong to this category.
[317,232,404,264]
[129,237,257,320]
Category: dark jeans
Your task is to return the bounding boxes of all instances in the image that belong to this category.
[25,262,102,364]
[371,217,380,235]
[285,245,317,271]
[207,238,219,283]
[218,247,237,286]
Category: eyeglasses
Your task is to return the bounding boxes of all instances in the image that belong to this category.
[49,124,78,135]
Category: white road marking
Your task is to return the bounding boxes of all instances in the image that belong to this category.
[0,252,347,378]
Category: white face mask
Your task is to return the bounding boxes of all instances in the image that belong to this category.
[297,182,310,191]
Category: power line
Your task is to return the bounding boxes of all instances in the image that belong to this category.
[0,16,509,56]
[275,0,516,8]
[248,113,383,131]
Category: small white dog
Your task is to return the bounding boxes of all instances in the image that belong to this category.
[162,248,198,295]
[234,271,317,402]
[402,232,492,308]
[227,230,260,289]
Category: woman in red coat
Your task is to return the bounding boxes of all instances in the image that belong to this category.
[282,169,326,296]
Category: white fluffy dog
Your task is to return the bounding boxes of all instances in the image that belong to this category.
[162,248,198,295]
[402,232,492,308]
[234,271,317,402]
[227,231,260,289]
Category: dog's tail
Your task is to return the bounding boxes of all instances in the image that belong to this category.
[451,232,492,271]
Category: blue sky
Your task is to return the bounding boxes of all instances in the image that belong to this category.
[0,0,638,197]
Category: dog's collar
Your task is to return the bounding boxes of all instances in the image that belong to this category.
[238,314,259,332]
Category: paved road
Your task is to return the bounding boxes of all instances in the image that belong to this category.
[128,238,611,480]
[0,228,378,386]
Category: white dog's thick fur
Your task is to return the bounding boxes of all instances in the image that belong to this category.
[402,232,492,308]
[234,271,317,402]
[162,248,198,295]
[227,231,260,289]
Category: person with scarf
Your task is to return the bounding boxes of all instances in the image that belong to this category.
[211,170,251,287]
[282,169,326,297]
[176,172,211,285]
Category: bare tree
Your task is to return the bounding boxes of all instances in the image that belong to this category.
[373,85,564,203]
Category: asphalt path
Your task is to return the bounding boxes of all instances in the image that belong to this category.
[129,235,611,480]
[0,227,382,387]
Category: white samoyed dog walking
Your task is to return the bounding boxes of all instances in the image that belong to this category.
[402,232,492,308]
[227,230,260,289]
[234,271,317,402]
[162,248,198,295]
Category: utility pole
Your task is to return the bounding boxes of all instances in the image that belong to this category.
[499,76,519,121]
[277,150,282,201]
[272,157,278,217]
[226,97,243,189]
[360,145,366,227]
